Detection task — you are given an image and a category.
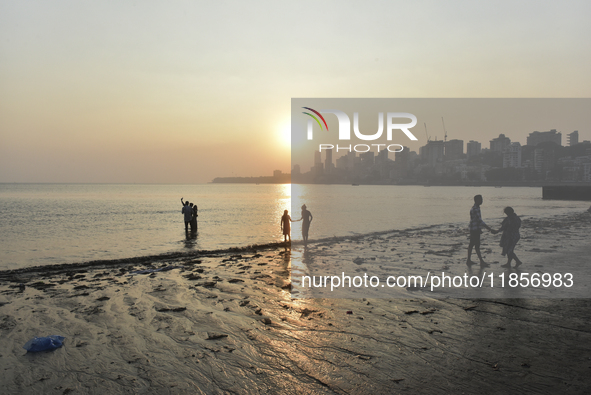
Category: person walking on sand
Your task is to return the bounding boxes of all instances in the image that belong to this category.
[299,204,313,245]
[467,194,493,267]
[181,197,192,232]
[280,210,292,243]
[492,206,522,268]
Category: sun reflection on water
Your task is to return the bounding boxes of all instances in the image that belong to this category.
[273,184,292,242]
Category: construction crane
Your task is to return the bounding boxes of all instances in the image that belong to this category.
[442,117,447,142]
[424,123,430,142]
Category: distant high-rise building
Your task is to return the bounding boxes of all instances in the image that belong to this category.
[533,142,559,174]
[393,147,411,177]
[395,146,409,162]
[466,140,481,158]
[314,151,322,165]
[346,151,357,169]
[325,148,333,173]
[312,162,324,175]
[375,149,388,165]
[568,130,579,146]
[490,134,511,153]
[420,140,445,167]
[444,139,464,160]
[292,164,301,175]
[335,155,348,169]
[359,151,375,166]
[527,129,562,147]
[273,170,283,178]
[503,142,522,168]
[584,163,591,182]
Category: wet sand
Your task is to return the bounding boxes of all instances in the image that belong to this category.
[1,212,590,394]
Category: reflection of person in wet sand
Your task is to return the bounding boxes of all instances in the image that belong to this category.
[492,206,522,268]
[299,204,313,245]
[467,195,493,267]
[280,210,292,243]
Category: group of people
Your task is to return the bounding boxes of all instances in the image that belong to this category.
[280,204,313,245]
[181,197,198,232]
[179,193,522,262]
[468,194,522,269]
[179,197,313,245]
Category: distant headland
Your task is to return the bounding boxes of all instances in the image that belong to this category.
[211,170,291,184]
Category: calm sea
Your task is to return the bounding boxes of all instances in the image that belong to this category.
[0,183,588,270]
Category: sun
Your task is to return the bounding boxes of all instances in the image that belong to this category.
[280,122,291,148]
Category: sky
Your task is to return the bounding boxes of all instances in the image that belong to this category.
[1,0,590,183]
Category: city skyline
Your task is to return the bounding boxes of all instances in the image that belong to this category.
[291,98,591,174]
[299,128,587,170]
[216,126,590,183]
[291,122,591,185]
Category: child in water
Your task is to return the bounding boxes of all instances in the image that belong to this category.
[280,210,292,243]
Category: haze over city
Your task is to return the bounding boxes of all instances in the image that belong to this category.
[1,1,590,184]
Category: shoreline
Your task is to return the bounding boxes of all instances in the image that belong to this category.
[1,211,590,393]
[0,221,458,277]
[0,208,582,277]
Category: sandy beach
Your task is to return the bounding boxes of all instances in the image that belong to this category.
[1,211,591,394]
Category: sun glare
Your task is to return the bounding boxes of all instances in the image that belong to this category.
[280,122,291,148]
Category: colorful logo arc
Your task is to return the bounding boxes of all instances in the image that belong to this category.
[302,107,329,131]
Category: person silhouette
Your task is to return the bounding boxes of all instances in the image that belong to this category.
[180,197,192,231]
[191,203,198,231]
[299,204,313,245]
[280,210,292,243]
[492,206,522,268]
[467,195,493,267]
[188,202,198,232]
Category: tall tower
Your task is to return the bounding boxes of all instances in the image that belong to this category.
[467,140,481,159]
[325,148,333,173]
[490,134,511,152]
[568,131,579,146]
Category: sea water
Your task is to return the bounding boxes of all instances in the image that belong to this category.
[0,183,588,270]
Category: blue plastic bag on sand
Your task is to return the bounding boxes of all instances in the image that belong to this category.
[23,335,65,352]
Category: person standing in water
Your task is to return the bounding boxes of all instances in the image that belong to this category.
[493,206,522,268]
[467,194,493,267]
[280,210,292,243]
[190,202,198,232]
[181,197,192,232]
[299,204,313,245]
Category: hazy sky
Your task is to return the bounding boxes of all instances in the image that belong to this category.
[1,0,590,183]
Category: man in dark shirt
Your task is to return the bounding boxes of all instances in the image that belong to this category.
[300,204,313,245]
[181,197,192,231]
[467,195,493,267]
